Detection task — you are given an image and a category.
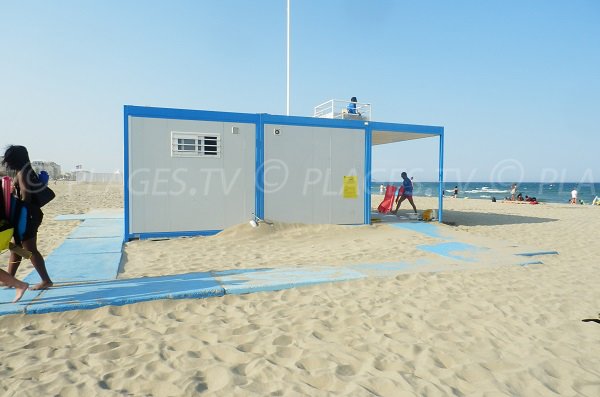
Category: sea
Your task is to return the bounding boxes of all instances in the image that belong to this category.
[371,181,600,204]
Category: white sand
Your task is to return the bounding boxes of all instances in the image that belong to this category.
[1,183,599,396]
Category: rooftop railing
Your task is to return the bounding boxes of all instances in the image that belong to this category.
[313,99,371,121]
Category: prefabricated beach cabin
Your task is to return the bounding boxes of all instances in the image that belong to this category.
[124,103,444,241]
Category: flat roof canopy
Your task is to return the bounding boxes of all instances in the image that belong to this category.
[372,131,439,145]
[369,121,443,146]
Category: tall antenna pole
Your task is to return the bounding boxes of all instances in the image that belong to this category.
[286,0,290,115]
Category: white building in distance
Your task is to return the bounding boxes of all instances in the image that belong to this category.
[31,161,62,179]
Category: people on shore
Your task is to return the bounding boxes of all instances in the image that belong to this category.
[453,186,458,198]
[570,189,578,204]
[511,183,517,201]
[2,145,53,290]
[525,195,538,204]
[391,172,417,215]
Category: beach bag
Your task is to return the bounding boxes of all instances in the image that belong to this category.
[0,219,13,252]
[421,209,436,221]
[33,185,55,207]
[30,171,55,207]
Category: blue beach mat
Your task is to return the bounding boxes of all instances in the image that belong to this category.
[51,237,123,256]
[54,209,124,221]
[389,221,449,239]
[0,289,43,316]
[417,241,488,262]
[23,272,224,315]
[0,208,561,318]
[24,252,123,284]
[21,215,126,284]
[68,224,123,239]
[214,267,366,295]
[515,250,560,257]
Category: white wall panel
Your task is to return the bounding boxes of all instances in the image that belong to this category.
[264,124,365,224]
[128,117,255,234]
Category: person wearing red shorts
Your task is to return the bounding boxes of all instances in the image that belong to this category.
[391,172,417,215]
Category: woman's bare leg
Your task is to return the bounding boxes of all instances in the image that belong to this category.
[393,196,408,214]
[7,249,22,277]
[0,269,28,303]
[21,237,52,290]
[407,196,417,213]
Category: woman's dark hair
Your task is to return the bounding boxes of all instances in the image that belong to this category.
[350,97,357,102]
[2,145,31,171]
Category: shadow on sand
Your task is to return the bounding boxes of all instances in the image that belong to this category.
[441,210,558,227]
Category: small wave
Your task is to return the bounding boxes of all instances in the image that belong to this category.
[465,189,508,194]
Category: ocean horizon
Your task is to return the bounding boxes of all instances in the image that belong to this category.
[371,181,600,204]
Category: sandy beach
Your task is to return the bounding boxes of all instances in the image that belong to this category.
[1,182,599,396]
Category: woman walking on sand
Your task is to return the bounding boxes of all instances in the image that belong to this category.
[2,145,53,290]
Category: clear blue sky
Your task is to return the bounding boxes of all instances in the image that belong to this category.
[1,1,598,182]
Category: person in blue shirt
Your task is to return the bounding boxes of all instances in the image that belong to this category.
[347,97,359,115]
[392,172,417,215]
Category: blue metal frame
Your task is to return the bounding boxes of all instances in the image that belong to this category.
[123,108,130,241]
[369,120,445,223]
[124,105,445,240]
[261,113,369,130]
[124,105,259,123]
[256,114,265,219]
[364,125,372,224]
[438,130,445,223]
[369,121,443,135]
